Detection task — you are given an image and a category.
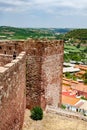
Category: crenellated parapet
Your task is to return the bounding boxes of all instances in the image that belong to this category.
[0,39,64,129]
[0,51,26,130]
[0,40,25,55]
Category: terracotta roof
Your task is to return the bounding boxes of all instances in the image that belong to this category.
[62,91,76,98]
[63,82,87,94]
[62,80,71,86]
[62,95,80,105]
[63,78,78,86]
[74,83,87,92]
[76,71,85,75]
[63,77,71,81]
[75,65,87,71]
[71,80,78,84]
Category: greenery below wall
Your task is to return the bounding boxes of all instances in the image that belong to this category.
[0,26,87,64]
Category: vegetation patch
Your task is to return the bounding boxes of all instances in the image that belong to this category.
[61,104,66,109]
[30,106,43,120]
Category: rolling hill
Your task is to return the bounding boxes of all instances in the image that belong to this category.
[0,26,71,40]
[65,29,87,40]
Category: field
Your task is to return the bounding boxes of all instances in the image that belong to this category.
[0,26,87,64]
[22,109,87,130]
[0,26,70,40]
[64,44,87,64]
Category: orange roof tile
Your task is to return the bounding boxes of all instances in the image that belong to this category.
[74,83,87,92]
[63,78,78,86]
[63,77,71,81]
[62,95,80,105]
[63,80,71,86]
[76,71,85,75]
[71,80,78,84]
[75,65,87,71]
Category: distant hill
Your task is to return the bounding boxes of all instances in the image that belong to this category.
[51,28,72,34]
[64,29,87,64]
[0,26,71,40]
[0,26,54,40]
[0,26,87,43]
[65,29,87,40]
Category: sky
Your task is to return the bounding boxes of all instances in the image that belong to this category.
[0,0,87,28]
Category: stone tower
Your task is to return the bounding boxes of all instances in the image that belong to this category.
[25,39,64,109]
[0,39,64,130]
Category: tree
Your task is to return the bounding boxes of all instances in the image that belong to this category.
[76,43,80,48]
[83,47,87,53]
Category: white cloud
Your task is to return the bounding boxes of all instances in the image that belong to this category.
[34,0,87,8]
[0,0,87,15]
[0,0,33,12]
[0,0,87,8]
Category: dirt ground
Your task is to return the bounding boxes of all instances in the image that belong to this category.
[22,109,87,130]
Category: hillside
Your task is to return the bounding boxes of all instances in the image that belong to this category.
[0,26,70,40]
[0,26,54,40]
[1,26,87,42]
[65,29,87,40]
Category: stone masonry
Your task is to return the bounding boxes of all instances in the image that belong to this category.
[25,39,64,109]
[0,52,26,130]
[0,39,64,129]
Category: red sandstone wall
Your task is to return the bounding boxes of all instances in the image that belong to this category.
[26,40,42,109]
[41,41,64,108]
[0,52,26,130]
[0,54,12,66]
[25,39,64,109]
[0,40,25,55]
[0,39,64,111]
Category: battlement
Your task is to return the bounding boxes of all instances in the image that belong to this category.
[0,54,12,66]
[0,51,26,130]
[0,39,63,55]
[25,39,63,55]
[0,51,25,73]
[0,39,64,129]
[0,40,25,55]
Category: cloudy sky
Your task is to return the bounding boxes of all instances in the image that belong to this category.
[0,0,87,28]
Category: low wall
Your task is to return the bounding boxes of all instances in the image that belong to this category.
[0,51,26,130]
[46,105,87,121]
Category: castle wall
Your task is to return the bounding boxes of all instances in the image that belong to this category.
[26,40,42,109]
[0,54,12,66]
[25,39,64,109]
[0,40,25,55]
[0,52,26,130]
[41,41,64,108]
[0,39,63,114]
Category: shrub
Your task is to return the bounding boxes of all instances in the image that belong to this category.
[30,106,43,120]
[65,72,71,79]
[81,96,87,100]
[82,71,87,79]
[61,104,66,109]
[83,79,87,85]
